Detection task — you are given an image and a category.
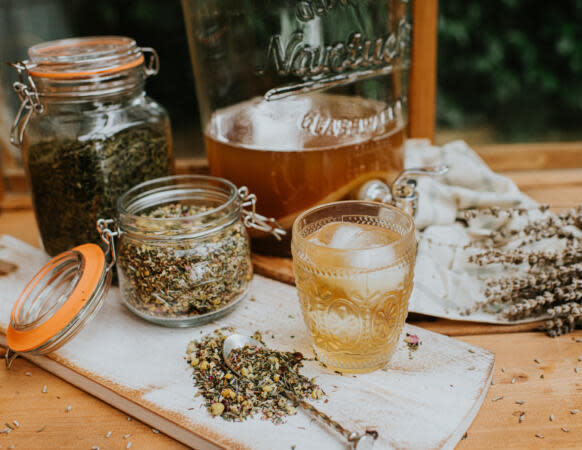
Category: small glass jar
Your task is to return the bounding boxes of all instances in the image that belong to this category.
[10,36,173,256]
[115,175,283,327]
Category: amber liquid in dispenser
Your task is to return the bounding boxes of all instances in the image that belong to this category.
[205,93,405,251]
[295,222,413,373]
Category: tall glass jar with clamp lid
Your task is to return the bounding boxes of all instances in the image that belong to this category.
[9,36,173,256]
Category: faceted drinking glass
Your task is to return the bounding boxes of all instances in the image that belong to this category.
[292,201,416,373]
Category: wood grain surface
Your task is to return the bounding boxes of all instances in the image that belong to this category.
[476,142,582,172]
[0,354,186,449]
[457,332,582,449]
[0,168,581,449]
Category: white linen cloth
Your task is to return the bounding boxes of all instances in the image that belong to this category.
[406,139,581,323]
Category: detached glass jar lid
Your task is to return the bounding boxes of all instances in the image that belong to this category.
[5,175,283,367]
[5,231,115,368]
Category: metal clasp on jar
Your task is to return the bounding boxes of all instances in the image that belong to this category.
[238,187,287,240]
[358,166,449,218]
[9,46,159,148]
[8,60,44,147]
[140,47,160,76]
[97,218,120,272]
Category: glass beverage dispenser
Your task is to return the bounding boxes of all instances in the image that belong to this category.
[182,0,411,253]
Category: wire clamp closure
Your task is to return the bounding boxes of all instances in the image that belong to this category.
[9,61,44,147]
[97,218,120,272]
[141,47,160,76]
[238,187,286,240]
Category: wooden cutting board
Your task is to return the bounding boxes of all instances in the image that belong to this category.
[0,235,494,449]
[252,254,295,285]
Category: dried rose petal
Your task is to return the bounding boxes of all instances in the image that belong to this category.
[404,334,420,346]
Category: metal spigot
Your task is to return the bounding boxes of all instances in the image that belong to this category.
[358,166,449,218]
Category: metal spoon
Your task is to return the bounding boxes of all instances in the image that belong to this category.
[223,334,378,449]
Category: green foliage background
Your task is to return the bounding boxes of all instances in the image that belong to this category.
[437,0,582,142]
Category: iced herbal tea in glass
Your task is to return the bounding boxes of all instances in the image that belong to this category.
[292,201,416,373]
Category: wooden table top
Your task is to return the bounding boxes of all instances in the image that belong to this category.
[1,169,581,449]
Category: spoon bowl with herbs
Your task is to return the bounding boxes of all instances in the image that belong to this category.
[222,333,378,450]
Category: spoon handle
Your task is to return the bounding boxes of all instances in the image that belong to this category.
[283,389,375,448]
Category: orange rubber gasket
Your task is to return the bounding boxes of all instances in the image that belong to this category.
[29,54,144,79]
[6,244,105,353]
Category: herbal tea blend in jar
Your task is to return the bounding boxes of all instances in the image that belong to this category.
[115,175,285,327]
[10,36,173,256]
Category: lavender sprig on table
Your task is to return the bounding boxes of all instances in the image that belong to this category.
[465,205,582,336]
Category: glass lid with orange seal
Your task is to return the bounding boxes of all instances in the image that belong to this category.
[4,221,117,368]
[9,36,160,147]
[23,35,158,79]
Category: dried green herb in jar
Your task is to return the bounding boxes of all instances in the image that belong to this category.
[117,203,251,319]
[186,329,324,423]
[27,124,172,255]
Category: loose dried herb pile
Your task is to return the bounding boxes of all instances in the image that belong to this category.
[117,204,251,319]
[28,124,171,255]
[465,205,582,336]
[185,329,324,423]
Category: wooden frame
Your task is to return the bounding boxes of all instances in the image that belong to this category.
[408,0,438,141]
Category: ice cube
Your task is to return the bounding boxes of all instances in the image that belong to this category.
[328,223,367,248]
[332,259,410,299]
[305,222,403,270]
[306,223,377,267]
[350,245,397,270]
[316,223,395,250]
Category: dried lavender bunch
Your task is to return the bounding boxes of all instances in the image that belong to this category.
[504,284,582,320]
[463,204,549,220]
[543,315,582,337]
[469,247,582,267]
[484,264,582,304]
[466,204,582,336]
[558,205,582,229]
[464,204,580,248]
[518,215,579,246]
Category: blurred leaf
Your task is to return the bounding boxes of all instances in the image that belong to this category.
[437,0,582,141]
